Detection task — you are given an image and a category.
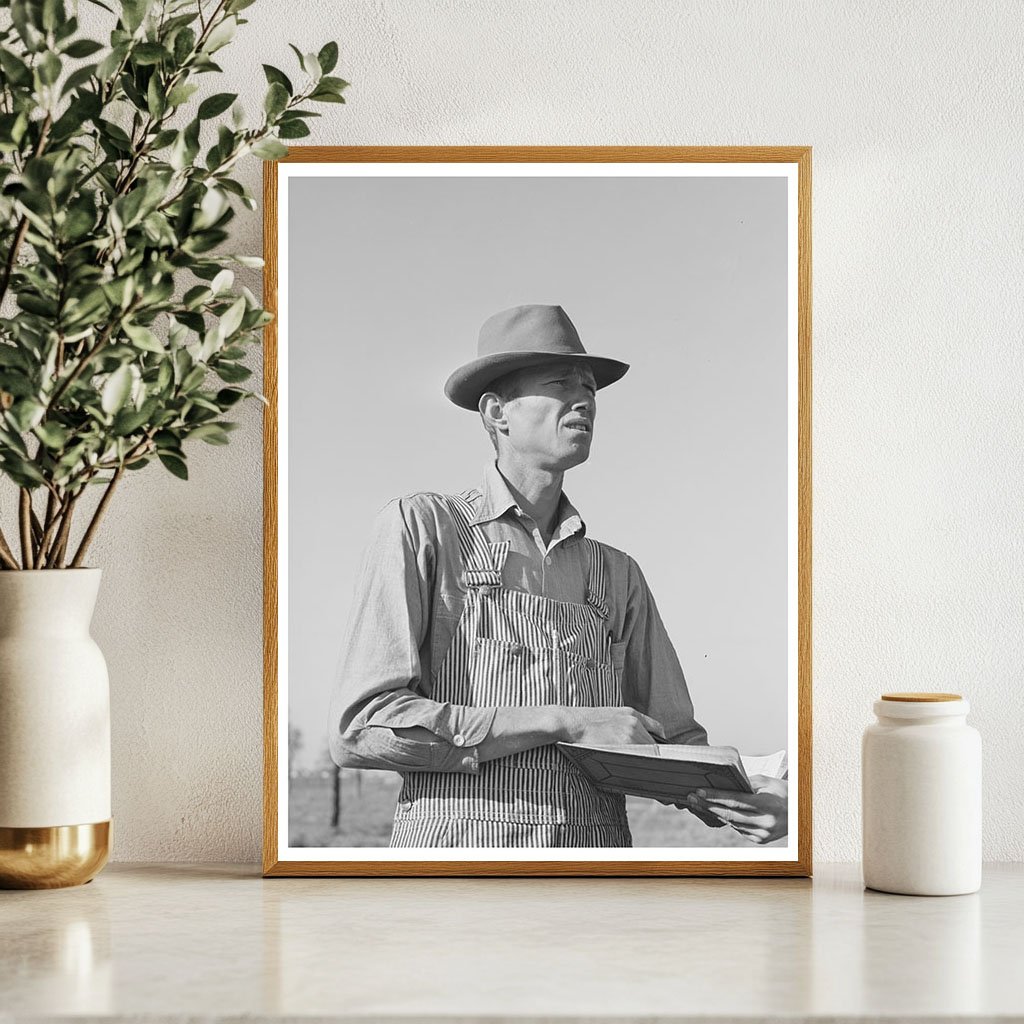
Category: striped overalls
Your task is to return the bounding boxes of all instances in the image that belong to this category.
[390,494,632,848]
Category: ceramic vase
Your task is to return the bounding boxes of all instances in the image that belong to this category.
[0,568,111,888]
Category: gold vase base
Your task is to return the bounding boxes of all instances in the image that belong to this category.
[0,821,111,889]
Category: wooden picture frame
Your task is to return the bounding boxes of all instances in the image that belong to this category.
[262,146,812,877]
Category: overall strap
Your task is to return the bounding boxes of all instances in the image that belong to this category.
[442,494,506,592]
[583,537,610,619]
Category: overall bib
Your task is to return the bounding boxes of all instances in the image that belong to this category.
[390,494,632,848]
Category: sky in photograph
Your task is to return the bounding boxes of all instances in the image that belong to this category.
[285,170,790,770]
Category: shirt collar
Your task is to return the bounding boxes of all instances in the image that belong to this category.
[470,462,587,541]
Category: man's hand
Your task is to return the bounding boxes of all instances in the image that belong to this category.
[561,706,665,746]
[655,796,727,828]
[685,775,788,845]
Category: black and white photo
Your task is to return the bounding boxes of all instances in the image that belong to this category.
[264,148,811,876]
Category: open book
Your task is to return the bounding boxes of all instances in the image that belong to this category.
[556,742,788,802]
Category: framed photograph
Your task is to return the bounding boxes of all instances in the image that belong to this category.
[263,146,811,877]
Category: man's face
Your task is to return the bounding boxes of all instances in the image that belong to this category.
[496,361,598,471]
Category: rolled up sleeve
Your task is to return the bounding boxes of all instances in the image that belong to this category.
[327,497,496,773]
[620,555,708,747]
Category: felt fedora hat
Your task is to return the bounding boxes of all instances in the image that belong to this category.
[444,304,630,411]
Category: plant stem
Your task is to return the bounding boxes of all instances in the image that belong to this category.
[46,298,140,413]
[45,492,78,569]
[18,489,34,569]
[0,216,31,312]
[36,488,68,567]
[0,113,52,310]
[0,526,19,570]
[29,506,43,548]
[70,465,124,567]
[42,488,55,531]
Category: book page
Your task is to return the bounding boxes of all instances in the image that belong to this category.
[739,750,788,780]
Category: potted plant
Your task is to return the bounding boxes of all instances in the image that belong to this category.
[0,0,345,887]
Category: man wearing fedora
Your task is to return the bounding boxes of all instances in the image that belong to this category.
[329,304,788,848]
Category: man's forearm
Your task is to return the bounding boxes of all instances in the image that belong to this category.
[476,705,568,762]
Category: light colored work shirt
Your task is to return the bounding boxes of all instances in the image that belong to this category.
[328,462,707,774]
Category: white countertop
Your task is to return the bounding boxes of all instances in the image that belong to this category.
[1,862,1021,1021]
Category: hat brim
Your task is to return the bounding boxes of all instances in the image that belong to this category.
[444,352,630,411]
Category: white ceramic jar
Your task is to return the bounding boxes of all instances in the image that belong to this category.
[862,693,981,895]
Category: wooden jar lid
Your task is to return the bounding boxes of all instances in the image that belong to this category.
[881,692,962,702]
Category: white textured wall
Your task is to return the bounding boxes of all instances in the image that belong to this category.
[64,1,1023,862]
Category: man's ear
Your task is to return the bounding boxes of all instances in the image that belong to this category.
[479,391,508,434]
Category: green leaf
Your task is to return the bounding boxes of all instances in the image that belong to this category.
[132,42,169,66]
[203,16,236,53]
[62,203,97,240]
[112,406,151,435]
[196,186,227,228]
[145,73,166,117]
[123,321,164,353]
[251,138,287,160]
[188,422,231,445]
[11,2,45,52]
[319,75,349,93]
[197,327,220,363]
[63,38,104,58]
[0,347,29,370]
[63,288,108,327]
[173,26,196,65]
[182,285,212,309]
[167,81,200,107]
[277,120,309,140]
[218,296,246,339]
[98,118,132,149]
[149,128,177,149]
[181,364,206,391]
[17,293,58,317]
[264,81,288,117]
[121,0,154,33]
[155,359,173,391]
[198,91,237,119]
[176,311,206,333]
[1,368,38,399]
[228,254,263,269]
[309,88,346,104]
[300,51,321,81]
[9,399,46,432]
[262,64,292,95]
[57,14,79,41]
[215,388,247,408]
[214,361,251,383]
[113,187,148,229]
[38,51,62,86]
[34,420,71,449]
[210,269,234,294]
[96,43,128,80]
[1,455,46,487]
[0,423,30,456]
[317,41,339,75]
[0,50,33,87]
[226,0,257,11]
[101,365,133,415]
[158,451,188,479]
